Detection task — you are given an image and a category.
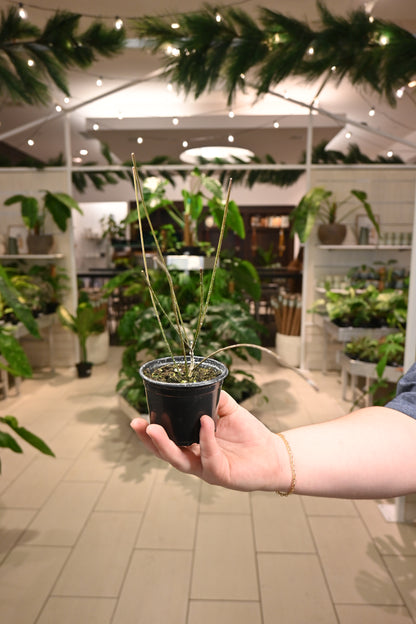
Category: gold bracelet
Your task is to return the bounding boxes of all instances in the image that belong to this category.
[276,432,296,496]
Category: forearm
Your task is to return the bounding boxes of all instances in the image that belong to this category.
[278,407,416,499]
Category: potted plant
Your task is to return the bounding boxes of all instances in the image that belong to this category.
[126,170,245,256]
[4,191,83,254]
[290,186,380,245]
[129,155,317,445]
[57,293,106,378]
[0,265,54,472]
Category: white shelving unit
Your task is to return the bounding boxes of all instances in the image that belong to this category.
[0,254,64,260]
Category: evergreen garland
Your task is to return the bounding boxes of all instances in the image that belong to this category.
[0,7,125,105]
[134,2,416,107]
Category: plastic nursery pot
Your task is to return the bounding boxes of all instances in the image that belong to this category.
[139,356,228,446]
[76,361,93,378]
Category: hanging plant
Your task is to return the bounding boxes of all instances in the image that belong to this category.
[134,2,416,107]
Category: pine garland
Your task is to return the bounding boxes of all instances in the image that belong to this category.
[134,2,416,107]
[0,7,125,105]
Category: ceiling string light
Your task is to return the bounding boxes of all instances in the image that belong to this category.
[18,3,27,19]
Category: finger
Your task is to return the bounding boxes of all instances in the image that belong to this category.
[146,424,202,476]
[199,415,229,483]
[130,418,163,458]
[217,390,240,417]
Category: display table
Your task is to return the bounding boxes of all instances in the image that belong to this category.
[340,352,403,405]
[322,318,395,373]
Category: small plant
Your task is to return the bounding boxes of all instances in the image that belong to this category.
[290,186,380,243]
[130,153,317,386]
[311,285,407,329]
[0,265,54,472]
[57,291,106,376]
[4,191,83,234]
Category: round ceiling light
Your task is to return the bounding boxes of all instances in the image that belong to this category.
[180,145,254,164]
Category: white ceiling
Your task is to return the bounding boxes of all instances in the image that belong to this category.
[1,0,415,168]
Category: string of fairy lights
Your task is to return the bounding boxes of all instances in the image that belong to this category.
[5,0,416,162]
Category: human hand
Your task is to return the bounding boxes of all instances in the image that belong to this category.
[130,390,282,491]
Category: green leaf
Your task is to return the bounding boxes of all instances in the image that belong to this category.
[0,265,40,337]
[0,415,55,457]
[0,332,33,378]
[0,430,23,453]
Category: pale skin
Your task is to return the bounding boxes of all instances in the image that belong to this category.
[130,390,416,499]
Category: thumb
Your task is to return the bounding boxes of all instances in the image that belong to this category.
[199,415,221,460]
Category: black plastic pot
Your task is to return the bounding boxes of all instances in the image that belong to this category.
[76,361,93,378]
[139,356,228,446]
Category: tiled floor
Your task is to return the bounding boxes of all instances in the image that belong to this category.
[1,347,416,623]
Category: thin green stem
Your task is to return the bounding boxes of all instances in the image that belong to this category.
[131,154,190,371]
[192,178,232,350]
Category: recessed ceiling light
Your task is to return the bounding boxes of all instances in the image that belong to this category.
[137,137,143,144]
[80,149,88,156]
[180,146,254,164]
[27,139,34,146]
[172,117,179,126]
[227,135,234,142]
[92,123,100,131]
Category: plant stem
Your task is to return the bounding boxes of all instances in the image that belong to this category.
[131,154,191,371]
[192,178,232,351]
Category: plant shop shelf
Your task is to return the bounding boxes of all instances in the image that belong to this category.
[319,245,411,251]
[0,254,64,260]
[340,352,403,405]
[322,317,396,373]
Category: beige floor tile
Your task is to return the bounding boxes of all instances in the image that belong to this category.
[0,545,70,624]
[48,421,101,459]
[336,604,414,623]
[37,597,116,624]
[199,482,251,514]
[383,555,416,619]
[20,481,103,546]
[136,470,199,549]
[0,456,71,509]
[309,516,403,604]
[0,508,37,563]
[302,496,358,517]
[258,552,337,624]
[191,513,258,600]
[252,491,315,552]
[53,511,141,597]
[95,449,160,512]
[188,600,262,624]
[112,549,192,624]
[63,432,128,482]
[355,499,416,556]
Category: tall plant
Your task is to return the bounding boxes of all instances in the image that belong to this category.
[0,265,54,472]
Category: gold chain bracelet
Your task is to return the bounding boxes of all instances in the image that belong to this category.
[276,432,296,496]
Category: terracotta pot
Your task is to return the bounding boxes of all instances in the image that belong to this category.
[317,223,347,245]
[139,356,228,446]
[27,234,54,254]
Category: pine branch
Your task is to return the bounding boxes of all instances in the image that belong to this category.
[0,7,125,105]
[134,2,416,107]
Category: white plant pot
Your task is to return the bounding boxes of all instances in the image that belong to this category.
[86,331,109,365]
[276,332,301,368]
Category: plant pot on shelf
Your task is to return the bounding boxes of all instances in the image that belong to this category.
[27,234,54,254]
[139,356,228,446]
[317,223,347,245]
[76,361,93,378]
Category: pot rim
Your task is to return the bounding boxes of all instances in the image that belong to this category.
[139,355,228,388]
